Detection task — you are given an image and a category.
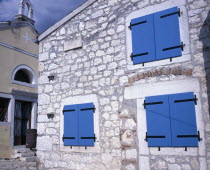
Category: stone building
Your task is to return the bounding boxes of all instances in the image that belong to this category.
[0,0,38,167]
[37,0,210,169]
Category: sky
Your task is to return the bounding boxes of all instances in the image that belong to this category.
[0,0,87,33]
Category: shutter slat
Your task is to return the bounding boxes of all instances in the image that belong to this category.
[63,105,78,146]
[78,103,94,146]
[145,95,172,146]
[169,92,198,147]
[131,14,156,64]
[154,7,182,60]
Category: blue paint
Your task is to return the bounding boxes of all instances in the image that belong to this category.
[63,103,95,146]
[146,92,198,147]
[131,7,182,64]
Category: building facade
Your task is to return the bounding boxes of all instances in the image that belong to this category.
[0,0,38,159]
[38,0,210,169]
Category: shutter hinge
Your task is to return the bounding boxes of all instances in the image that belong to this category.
[63,109,75,114]
[145,132,166,142]
[176,131,202,142]
[178,8,181,17]
[130,52,148,66]
[174,95,198,105]
[80,133,96,142]
[130,53,133,61]
[160,8,181,18]
[143,100,163,109]
[63,136,75,141]
[129,20,147,29]
[80,107,96,113]
[162,42,185,52]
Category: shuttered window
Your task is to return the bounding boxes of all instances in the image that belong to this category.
[63,103,95,146]
[130,7,182,65]
[145,92,199,147]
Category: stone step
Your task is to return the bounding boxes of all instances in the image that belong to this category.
[13,151,35,158]
[0,160,36,166]
[20,156,36,162]
[13,147,31,153]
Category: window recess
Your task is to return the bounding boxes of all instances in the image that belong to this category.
[144,92,201,150]
[63,103,96,149]
[130,7,184,65]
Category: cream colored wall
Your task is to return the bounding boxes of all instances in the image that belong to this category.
[0,26,38,55]
[0,125,12,158]
[0,26,38,94]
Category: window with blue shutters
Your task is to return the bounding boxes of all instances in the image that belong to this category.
[130,7,183,65]
[144,92,201,147]
[63,103,96,147]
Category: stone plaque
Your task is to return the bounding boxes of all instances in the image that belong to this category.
[64,36,82,52]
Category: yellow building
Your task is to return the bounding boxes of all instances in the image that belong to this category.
[0,0,38,158]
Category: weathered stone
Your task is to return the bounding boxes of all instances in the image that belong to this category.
[121,130,135,146]
[64,36,82,51]
[39,94,50,105]
[125,164,135,170]
[191,158,200,170]
[125,149,137,160]
[39,52,49,61]
[151,160,167,170]
[37,136,52,151]
[124,119,136,130]
[168,164,181,170]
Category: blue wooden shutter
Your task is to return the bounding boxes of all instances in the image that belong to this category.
[154,7,182,60]
[145,95,172,146]
[131,14,156,64]
[78,103,95,146]
[63,104,78,146]
[169,92,198,147]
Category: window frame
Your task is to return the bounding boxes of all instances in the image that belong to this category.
[145,92,199,147]
[63,103,95,147]
[126,3,191,70]
[11,65,37,88]
[125,78,205,157]
[60,94,100,153]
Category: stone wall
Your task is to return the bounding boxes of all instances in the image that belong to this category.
[38,0,210,169]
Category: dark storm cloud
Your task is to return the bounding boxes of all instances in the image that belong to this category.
[0,0,87,33]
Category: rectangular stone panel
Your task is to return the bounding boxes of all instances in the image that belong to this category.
[64,36,82,52]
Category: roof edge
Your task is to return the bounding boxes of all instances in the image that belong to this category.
[38,0,97,41]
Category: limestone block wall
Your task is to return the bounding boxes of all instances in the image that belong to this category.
[37,0,210,169]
